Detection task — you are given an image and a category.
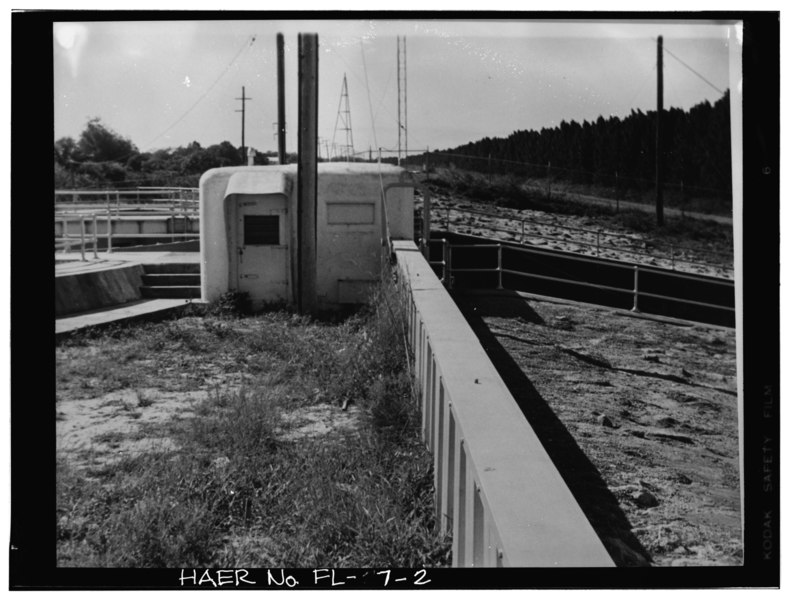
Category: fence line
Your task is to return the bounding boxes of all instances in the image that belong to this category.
[393,239,615,567]
[435,204,733,274]
[429,238,735,319]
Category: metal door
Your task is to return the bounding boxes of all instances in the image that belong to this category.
[236,195,289,304]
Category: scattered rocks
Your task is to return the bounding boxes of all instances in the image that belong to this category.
[655,416,678,428]
[643,428,695,445]
[631,490,659,508]
[595,413,617,428]
[642,353,661,363]
[674,473,693,485]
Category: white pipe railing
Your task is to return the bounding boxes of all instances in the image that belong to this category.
[393,239,614,568]
[55,208,199,259]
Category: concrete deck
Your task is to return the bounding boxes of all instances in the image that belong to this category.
[55,251,200,275]
[55,251,202,336]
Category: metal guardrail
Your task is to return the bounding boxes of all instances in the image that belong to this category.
[428,238,735,322]
[55,188,200,260]
[434,204,733,276]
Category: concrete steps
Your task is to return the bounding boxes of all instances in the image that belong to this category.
[139,263,200,299]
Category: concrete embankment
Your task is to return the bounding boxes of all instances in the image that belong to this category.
[56,263,145,316]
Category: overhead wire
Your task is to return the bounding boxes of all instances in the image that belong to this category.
[143,34,257,151]
[663,46,725,95]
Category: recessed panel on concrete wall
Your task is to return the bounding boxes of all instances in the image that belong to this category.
[327,202,375,225]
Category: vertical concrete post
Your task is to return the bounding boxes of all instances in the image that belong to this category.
[247,147,256,166]
[297,33,319,314]
[631,265,640,312]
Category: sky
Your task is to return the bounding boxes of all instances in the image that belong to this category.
[52,18,738,159]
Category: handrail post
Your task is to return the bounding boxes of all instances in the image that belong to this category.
[92,214,98,259]
[497,244,503,290]
[79,218,86,262]
[61,217,69,253]
[631,265,640,312]
[107,210,113,254]
[170,204,176,243]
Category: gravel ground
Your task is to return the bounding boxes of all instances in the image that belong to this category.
[455,290,741,567]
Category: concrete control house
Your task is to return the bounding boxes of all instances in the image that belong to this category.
[199,163,414,310]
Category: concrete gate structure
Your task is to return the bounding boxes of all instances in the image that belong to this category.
[199,163,414,310]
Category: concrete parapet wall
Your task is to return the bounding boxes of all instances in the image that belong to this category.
[392,240,614,568]
[55,264,144,316]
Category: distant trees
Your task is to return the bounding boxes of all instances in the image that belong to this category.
[418,91,732,207]
[54,118,271,189]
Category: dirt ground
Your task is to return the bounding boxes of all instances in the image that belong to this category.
[456,290,741,567]
[420,192,734,280]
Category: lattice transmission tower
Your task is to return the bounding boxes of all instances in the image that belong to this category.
[397,36,407,165]
[331,74,355,161]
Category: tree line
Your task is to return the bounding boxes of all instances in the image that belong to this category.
[409,91,732,206]
[54,118,283,189]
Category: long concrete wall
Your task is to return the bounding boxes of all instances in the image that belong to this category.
[392,240,614,568]
[55,264,144,316]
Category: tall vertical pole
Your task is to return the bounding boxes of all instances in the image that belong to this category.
[656,35,664,227]
[297,33,319,315]
[277,33,286,164]
[397,37,401,166]
[236,86,251,165]
[404,36,407,165]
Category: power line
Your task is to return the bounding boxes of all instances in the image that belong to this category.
[663,46,725,96]
[359,39,379,155]
[143,35,256,151]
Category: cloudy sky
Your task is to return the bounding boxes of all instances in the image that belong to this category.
[52,17,737,158]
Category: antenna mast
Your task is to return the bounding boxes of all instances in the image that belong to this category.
[331,74,355,161]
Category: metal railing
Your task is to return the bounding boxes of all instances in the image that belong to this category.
[434,204,733,277]
[55,188,199,260]
[429,238,735,318]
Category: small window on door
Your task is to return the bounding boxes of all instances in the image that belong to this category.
[244,215,280,245]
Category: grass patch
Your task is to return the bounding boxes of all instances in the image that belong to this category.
[57,275,451,568]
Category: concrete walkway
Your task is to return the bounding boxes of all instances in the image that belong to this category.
[56,250,200,275]
[55,251,202,337]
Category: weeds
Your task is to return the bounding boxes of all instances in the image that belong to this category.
[57,273,450,568]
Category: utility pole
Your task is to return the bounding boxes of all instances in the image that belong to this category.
[276,32,286,164]
[235,86,251,165]
[397,35,407,165]
[297,33,319,315]
[656,35,664,227]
